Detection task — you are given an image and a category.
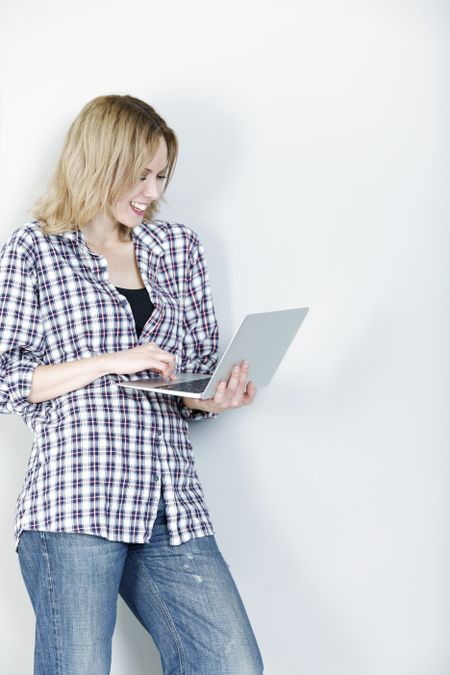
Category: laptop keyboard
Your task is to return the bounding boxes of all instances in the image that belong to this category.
[159,377,211,393]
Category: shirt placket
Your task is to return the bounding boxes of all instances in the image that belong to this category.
[75,232,183,540]
[76,232,179,541]
[131,241,180,539]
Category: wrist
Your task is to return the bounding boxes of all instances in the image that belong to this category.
[182,396,205,411]
[94,353,113,377]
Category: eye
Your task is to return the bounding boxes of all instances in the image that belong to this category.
[138,174,166,182]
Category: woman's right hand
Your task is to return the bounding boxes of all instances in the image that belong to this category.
[103,343,177,380]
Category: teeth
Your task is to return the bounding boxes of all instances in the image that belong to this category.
[130,201,147,211]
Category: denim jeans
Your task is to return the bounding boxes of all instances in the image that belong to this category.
[18,494,264,675]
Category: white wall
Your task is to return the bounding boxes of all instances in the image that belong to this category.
[0,1,449,673]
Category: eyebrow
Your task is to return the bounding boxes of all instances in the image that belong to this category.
[142,165,168,174]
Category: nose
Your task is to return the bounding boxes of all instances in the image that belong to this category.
[141,176,160,200]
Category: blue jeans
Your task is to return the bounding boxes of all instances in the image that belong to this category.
[18,495,264,674]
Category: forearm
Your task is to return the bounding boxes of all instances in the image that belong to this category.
[27,354,111,404]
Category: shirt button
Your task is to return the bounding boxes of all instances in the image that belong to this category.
[153,473,160,482]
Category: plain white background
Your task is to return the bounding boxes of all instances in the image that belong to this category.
[0,1,449,673]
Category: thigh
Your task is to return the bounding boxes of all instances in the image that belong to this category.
[119,508,263,674]
[18,530,128,675]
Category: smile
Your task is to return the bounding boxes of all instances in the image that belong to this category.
[130,201,148,215]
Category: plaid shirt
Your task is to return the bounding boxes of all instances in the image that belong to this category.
[0,219,219,551]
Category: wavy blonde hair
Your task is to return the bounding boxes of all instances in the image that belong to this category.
[34,95,178,240]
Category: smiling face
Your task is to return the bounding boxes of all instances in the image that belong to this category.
[112,135,169,227]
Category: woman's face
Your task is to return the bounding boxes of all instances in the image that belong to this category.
[112,136,169,227]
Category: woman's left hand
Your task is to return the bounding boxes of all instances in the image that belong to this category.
[182,361,257,414]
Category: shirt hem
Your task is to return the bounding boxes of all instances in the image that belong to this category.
[15,522,215,553]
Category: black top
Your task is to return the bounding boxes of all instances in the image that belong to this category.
[115,286,155,337]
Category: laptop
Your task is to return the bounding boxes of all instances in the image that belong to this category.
[115,307,309,399]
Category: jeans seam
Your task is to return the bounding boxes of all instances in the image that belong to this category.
[127,549,186,675]
[40,532,63,675]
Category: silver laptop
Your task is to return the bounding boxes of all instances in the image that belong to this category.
[115,307,309,399]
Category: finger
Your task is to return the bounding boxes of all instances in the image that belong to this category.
[238,361,249,385]
[153,363,172,379]
[159,352,176,368]
[147,343,175,364]
[230,362,250,405]
[238,361,250,388]
[243,381,257,404]
[213,381,227,405]
[165,356,177,379]
[162,370,177,381]
[229,368,247,407]
[226,364,242,393]
[154,351,176,378]
[154,357,176,380]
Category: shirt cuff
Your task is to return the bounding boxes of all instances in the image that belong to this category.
[178,399,218,421]
[0,356,52,426]
[4,358,39,414]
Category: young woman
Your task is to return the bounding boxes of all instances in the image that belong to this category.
[0,95,264,674]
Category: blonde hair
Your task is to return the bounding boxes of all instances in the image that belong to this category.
[34,95,178,239]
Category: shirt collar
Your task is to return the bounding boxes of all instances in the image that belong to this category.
[60,219,166,256]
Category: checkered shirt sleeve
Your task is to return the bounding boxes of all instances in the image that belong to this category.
[0,234,52,427]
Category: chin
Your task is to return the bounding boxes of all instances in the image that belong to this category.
[119,215,143,228]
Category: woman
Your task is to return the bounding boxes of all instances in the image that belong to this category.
[0,95,263,674]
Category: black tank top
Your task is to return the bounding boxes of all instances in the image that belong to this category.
[115,286,155,337]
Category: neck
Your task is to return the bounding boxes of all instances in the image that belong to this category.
[81,214,131,247]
